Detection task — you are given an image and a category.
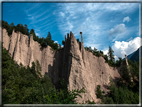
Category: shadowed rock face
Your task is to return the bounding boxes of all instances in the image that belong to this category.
[2,29,121,103]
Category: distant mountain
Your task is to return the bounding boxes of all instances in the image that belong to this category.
[130,46,142,62]
[124,46,142,62]
[126,51,135,60]
[123,50,135,61]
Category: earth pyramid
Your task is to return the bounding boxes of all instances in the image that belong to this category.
[2,28,121,103]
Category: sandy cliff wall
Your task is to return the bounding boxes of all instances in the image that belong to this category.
[2,29,121,103]
[2,28,55,77]
[64,32,121,103]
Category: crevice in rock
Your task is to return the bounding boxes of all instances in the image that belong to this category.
[28,36,30,47]
[79,42,81,51]
[8,38,11,52]
[19,33,22,42]
[28,47,31,65]
[12,33,18,59]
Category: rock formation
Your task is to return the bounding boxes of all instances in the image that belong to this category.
[125,55,133,82]
[2,28,121,103]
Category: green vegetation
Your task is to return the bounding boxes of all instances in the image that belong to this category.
[2,20,62,51]
[96,60,139,104]
[107,46,123,67]
[84,46,102,57]
[2,21,29,36]
[121,60,139,84]
[84,45,139,104]
[85,100,96,104]
[108,46,115,63]
[84,46,123,67]
[29,29,59,50]
[62,40,65,46]
[96,85,103,99]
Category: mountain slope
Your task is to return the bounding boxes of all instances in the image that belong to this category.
[130,46,142,62]
[123,46,141,62]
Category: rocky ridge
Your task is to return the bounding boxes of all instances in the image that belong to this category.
[2,28,121,103]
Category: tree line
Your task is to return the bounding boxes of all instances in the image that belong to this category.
[2,21,29,36]
[29,29,61,50]
[2,20,62,51]
[84,45,123,67]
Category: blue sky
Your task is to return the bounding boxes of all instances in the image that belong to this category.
[2,1,142,60]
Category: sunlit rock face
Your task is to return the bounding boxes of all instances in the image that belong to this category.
[2,28,121,103]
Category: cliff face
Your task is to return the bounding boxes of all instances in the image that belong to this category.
[2,28,121,103]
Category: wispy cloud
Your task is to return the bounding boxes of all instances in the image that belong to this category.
[54,3,138,50]
[123,16,131,23]
[23,3,58,37]
[59,12,65,17]
[112,25,139,42]
[3,3,139,59]
[108,24,126,36]
[126,37,133,42]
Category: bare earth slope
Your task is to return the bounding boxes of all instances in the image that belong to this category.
[2,29,121,103]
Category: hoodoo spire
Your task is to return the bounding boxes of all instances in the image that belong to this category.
[80,32,84,49]
[65,35,67,41]
[80,32,83,44]
[80,32,85,63]
[125,55,133,82]
[80,32,83,46]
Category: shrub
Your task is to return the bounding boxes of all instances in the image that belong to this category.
[102,90,105,94]
[96,51,101,57]
[96,85,103,98]
[103,97,114,104]
[85,100,96,104]
[104,55,108,63]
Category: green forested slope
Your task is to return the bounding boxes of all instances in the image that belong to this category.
[2,46,86,104]
[96,60,139,104]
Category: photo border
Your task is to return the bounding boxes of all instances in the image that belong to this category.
[0,0,141,106]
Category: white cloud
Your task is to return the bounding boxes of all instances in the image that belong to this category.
[108,24,126,36]
[102,48,119,60]
[112,37,141,59]
[54,41,58,43]
[91,47,94,50]
[114,55,118,61]
[102,49,108,55]
[123,16,131,22]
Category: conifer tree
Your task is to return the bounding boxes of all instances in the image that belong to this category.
[108,46,115,62]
